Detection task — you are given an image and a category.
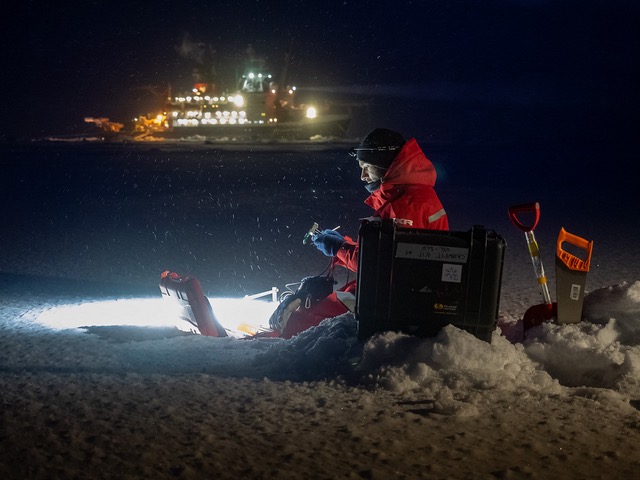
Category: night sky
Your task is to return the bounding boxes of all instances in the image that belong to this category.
[2,0,639,142]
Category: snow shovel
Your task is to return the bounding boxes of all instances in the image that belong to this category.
[508,202,557,329]
[556,227,593,324]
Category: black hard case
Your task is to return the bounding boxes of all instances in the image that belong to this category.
[355,219,506,343]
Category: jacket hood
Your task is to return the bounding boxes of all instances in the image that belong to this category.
[380,138,436,187]
[364,138,437,210]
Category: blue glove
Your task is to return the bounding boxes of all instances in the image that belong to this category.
[312,229,345,256]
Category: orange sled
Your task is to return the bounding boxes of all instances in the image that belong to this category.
[159,271,228,337]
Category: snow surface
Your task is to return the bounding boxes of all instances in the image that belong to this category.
[1,141,640,479]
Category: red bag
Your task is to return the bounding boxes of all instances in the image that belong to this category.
[280,292,349,339]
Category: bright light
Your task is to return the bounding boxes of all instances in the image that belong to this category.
[34,297,277,339]
[36,298,181,330]
[209,298,276,337]
[179,119,200,126]
[305,106,317,119]
[231,95,244,107]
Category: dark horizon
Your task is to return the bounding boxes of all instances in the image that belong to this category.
[2,1,639,144]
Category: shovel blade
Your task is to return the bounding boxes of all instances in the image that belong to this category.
[523,302,557,331]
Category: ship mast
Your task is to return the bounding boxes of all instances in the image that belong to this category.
[276,38,294,104]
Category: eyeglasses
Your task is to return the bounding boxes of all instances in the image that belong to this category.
[348,145,401,157]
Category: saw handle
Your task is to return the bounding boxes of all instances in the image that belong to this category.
[508,202,540,232]
[557,227,593,272]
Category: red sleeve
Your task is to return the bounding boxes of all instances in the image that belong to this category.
[334,235,359,272]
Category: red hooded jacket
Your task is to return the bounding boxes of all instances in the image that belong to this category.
[277,138,449,339]
[334,138,449,272]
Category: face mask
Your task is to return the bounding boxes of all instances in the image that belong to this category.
[365,180,381,193]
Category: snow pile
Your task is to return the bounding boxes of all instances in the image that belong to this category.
[358,326,559,395]
[253,281,640,405]
[583,281,640,342]
[257,314,561,419]
[523,281,640,395]
[253,313,361,380]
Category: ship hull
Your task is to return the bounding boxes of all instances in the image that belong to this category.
[149,114,351,142]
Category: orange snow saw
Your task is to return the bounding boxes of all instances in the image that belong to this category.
[555,228,593,324]
[508,202,557,329]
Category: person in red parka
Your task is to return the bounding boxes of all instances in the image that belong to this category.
[273,128,449,338]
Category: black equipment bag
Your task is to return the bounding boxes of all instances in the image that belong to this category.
[268,275,335,332]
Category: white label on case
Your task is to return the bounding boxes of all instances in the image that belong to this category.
[442,264,463,283]
[395,242,469,263]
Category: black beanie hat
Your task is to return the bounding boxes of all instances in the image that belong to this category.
[349,128,406,169]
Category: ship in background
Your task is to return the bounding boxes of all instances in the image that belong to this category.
[115,43,352,142]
